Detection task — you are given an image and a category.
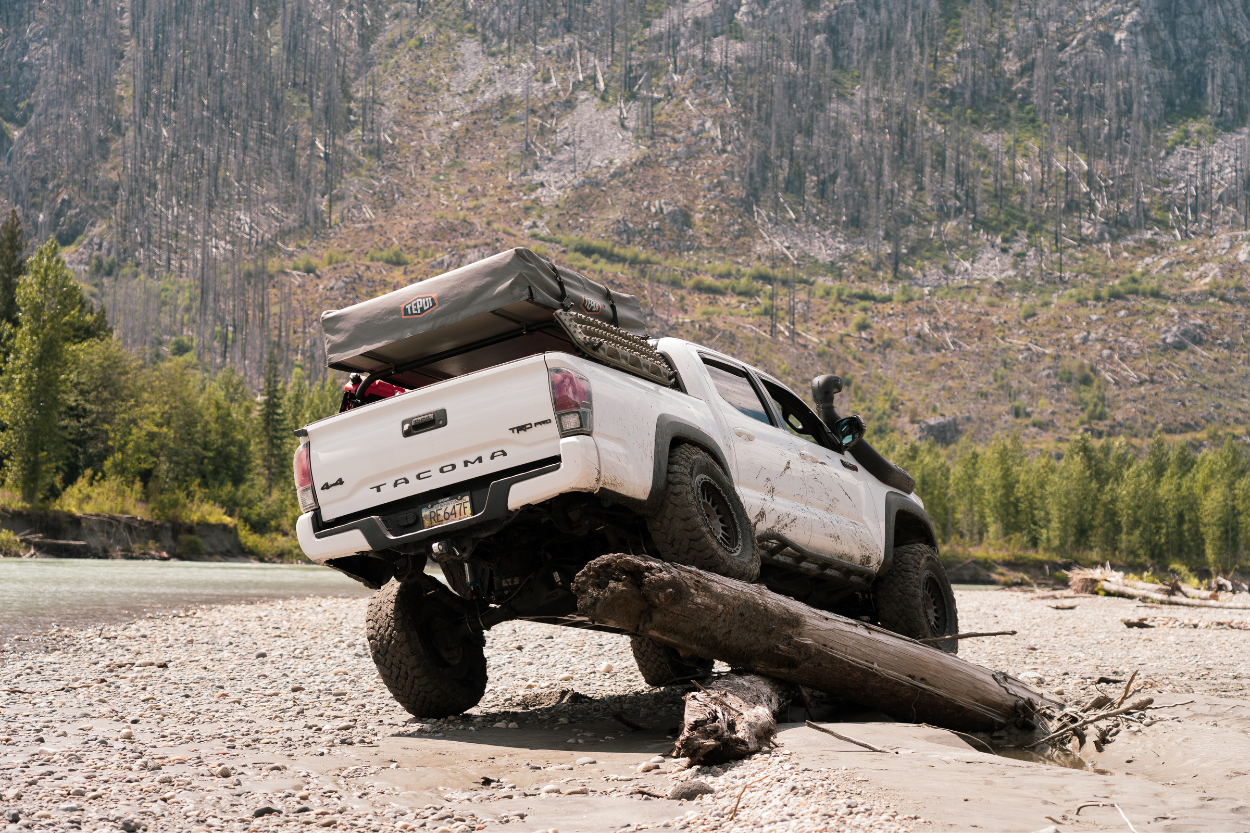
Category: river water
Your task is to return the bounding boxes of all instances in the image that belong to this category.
[0,557,370,641]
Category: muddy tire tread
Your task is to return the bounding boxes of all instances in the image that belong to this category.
[646,444,759,582]
[366,577,487,718]
[873,543,959,653]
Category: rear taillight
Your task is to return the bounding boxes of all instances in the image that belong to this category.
[549,367,592,436]
[293,442,318,514]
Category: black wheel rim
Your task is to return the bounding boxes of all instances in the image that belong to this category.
[423,615,464,667]
[695,475,740,552]
[923,575,950,638]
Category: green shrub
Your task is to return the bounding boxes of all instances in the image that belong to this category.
[1020,303,1036,321]
[54,472,146,516]
[892,284,919,303]
[239,521,306,563]
[169,335,194,356]
[176,534,205,557]
[147,488,233,525]
[746,265,779,284]
[324,249,348,266]
[366,246,412,266]
[290,254,319,274]
[852,314,871,332]
[1114,272,1162,298]
[0,529,25,557]
[687,276,726,295]
[534,234,660,266]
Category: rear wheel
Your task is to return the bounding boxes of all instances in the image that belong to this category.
[629,636,714,686]
[646,444,759,581]
[872,543,959,653]
[366,576,487,718]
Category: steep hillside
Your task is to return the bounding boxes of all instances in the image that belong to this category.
[1,0,1249,451]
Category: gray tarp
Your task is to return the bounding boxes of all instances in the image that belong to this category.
[320,247,648,381]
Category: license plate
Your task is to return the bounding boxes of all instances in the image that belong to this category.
[421,494,472,529]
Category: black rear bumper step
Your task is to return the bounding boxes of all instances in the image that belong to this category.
[312,457,560,550]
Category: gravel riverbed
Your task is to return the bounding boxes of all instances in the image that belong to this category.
[1,587,1246,833]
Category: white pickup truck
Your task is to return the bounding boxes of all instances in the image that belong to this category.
[294,248,956,717]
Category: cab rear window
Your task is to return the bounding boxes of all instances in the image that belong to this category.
[702,359,771,425]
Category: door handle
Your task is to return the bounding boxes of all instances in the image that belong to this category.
[733,428,755,441]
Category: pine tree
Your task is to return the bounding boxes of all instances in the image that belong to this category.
[258,345,287,493]
[0,240,86,504]
[0,209,25,331]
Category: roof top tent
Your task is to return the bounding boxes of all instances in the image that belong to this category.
[320,247,649,391]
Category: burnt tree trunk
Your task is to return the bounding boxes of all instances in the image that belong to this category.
[571,554,1062,733]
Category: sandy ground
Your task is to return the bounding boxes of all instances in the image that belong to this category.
[2,587,1249,833]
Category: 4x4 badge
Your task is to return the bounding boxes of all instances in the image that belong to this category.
[320,477,344,491]
[401,294,438,318]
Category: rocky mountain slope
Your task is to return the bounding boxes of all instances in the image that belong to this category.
[1,0,1249,450]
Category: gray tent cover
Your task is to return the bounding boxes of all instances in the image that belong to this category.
[320,247,647,382]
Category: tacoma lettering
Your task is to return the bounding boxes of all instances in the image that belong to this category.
[353,450,509,495]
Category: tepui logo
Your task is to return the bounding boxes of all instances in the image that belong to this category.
[401,294,438,318]
[581,296,603,314]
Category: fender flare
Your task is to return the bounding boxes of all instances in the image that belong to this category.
[878,491,938,578]
[639,415,733,513]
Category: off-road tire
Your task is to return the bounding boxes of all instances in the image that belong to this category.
[366,576,487,718]
[872,543,959,653]
[646,444,760,581]
[629,636,714,686]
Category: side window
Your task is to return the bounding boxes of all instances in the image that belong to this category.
[761,379,829,448]
[702,359,772,425]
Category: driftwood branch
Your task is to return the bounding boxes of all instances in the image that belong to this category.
[1075,802,1141,833]
[805,720,893,753]
[571,554,1062,732]
[916,630,1017,644]
[1026,697,1154,748]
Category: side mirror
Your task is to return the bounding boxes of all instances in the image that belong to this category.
[811,374,843,428]
[832,414,866,448]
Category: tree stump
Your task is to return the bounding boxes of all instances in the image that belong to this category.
[672,673,792,765]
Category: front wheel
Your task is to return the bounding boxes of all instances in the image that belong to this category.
[366,576,488,718]
[645,444,760,581]
[872,543,959,653]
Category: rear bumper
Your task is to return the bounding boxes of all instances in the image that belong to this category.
[297,436,601,564]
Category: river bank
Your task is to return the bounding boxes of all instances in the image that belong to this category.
[0,508,257,561]
[2,588,1249,832]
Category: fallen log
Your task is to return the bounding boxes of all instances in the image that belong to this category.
[571,553,1062,732]
[1101,581,1250,609]
[671,673,791,765]
[1122,578,1250,603]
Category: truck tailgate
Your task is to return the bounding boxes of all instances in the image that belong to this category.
[306,355,559,522]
